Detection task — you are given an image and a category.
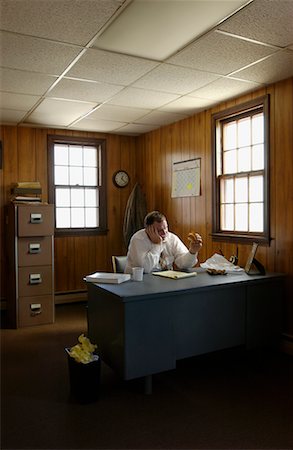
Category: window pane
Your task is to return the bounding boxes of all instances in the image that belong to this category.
[84,146,97,167]
[238,117,251,147]
[252,144,264,170]
[238,146,251,172]
[55,188,70,206]
[69,145,83,166]
[85,188,98,207]
[221,178,234,203]
[55,166,69,185]
[223,149,237,174]
[249,175,263,202]
[71,208,84,227]
[249,203,263,232]
[71,188,84,207]
[85,208,98,227]
[235,177,248,203]
[235,203,248,231]
[252,113,263,144]
[54,144,68,165]
[69,166,83,185]
[223,121,236,150]
[221,204,234,230]
[56,207,70,228]
[84,167,97,186]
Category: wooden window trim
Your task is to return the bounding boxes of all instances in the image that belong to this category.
[47,134,107,237]
[211,95,270,245]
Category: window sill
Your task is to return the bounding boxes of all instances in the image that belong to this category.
[211,232,271,245]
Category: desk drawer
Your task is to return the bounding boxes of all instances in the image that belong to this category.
[18,205,54,237]
[18,265,53,296]
[18,295,54,327]
[18,236,52,267]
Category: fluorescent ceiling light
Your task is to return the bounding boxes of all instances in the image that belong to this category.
[93,0,251,61]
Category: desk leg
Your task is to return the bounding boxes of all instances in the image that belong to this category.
[144,375,152,395]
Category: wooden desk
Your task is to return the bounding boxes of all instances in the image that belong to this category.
[87,270,284,393]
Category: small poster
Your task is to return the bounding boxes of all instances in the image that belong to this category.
[171,158,201,198]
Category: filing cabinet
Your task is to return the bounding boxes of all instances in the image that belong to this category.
[7,203,55,328]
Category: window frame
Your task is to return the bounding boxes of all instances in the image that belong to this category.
[211,95,270,244]
[48,134,107,237]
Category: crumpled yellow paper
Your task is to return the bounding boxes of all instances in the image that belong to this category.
[68,334,97,364]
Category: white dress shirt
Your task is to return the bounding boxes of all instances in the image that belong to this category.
[125,229,197,274]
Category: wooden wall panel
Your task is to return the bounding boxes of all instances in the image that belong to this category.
[1,127,137,299]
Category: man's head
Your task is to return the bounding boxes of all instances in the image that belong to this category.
[144,211,168,240]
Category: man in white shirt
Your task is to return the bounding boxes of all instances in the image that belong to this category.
[125,211,202,274]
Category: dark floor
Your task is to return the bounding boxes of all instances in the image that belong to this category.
[1,302,293,450]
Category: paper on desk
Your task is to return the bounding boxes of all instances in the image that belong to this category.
[153,270,197,280]
[200,254,244,273]
[85,272,131,284]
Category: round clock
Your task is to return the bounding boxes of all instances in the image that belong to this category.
[113,170,130,188]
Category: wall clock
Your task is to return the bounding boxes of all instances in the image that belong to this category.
[113,170,130,188]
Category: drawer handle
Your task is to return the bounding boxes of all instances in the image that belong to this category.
[30,303,42,316]
[30,213,43,224]
[29,243,41,254]
[29,273,42,284]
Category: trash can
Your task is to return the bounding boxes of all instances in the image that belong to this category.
[65,348,101,404]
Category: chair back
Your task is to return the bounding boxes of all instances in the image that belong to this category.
[112,256,127,273]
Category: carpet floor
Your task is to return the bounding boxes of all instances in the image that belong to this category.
[1,302,293,450]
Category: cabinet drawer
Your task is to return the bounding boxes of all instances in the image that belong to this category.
[18,236,52,267]
[18,205,54,237]
[18,266,53,297]
[18,295,54,327]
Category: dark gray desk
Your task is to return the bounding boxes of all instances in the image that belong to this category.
[87,270,284,393]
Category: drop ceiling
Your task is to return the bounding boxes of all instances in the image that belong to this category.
[0,0,293,136]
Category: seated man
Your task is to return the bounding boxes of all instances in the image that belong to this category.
[125,210,202,274]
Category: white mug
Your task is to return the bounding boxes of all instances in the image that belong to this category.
[132,267,144,281]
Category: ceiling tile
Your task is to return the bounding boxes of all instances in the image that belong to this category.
[218,0,293,47]
[167,30,277,76]
[132,64,220,95]
[0,0,125,46]
[232,50,293,84]
[70,117,126,132]
[108,87,180,109]
[0,31,81,75]
[88,104,151,122]
[67,48,159,85]
[48,78,124,103]
[114,123,159,135]
[0,68,57,96]
[160,96,217,114]
[191,77,261,101]
[93,0,249,60]
[24,98,97,127]
[136,110,187,126]
[0,92,40,110]
[0,108,27,123]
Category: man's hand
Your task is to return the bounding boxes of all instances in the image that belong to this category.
[187,232,203,254]
[146,225,162,244]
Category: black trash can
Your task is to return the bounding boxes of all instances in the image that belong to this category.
[65,348,101,404]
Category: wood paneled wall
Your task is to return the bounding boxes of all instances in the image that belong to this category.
[1,77,292,336]
[136,78,293,336]
[0,128,137,297]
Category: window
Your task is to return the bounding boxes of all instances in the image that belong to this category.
[48,135,107,236]
[212,95,270,243]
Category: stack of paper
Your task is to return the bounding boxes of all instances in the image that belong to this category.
[85,272,131,284]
